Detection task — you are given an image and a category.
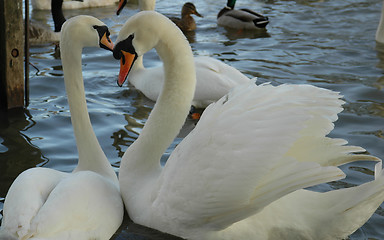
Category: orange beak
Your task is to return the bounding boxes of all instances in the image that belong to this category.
[100,32,114,51]
[118,50,137,87]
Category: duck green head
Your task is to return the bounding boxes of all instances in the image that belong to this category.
[226,0,236,9]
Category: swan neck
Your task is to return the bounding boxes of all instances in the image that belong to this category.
[377,1,384,43]
[52,0,65,32]
[132,55,145,71]
[121,27,195,181]
[139,0,156,11]
[60,40,118,184]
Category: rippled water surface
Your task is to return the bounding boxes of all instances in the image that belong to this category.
[1,0,384,239]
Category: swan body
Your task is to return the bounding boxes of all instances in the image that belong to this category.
[32,0,118,10]
[117,0,155,15]
[217,0,269,30]
[113,11,383,240]
[29,21,61,44]
[29,0,66,45]
[169,2,203,32]
[376,0,384,43]
[117,0,248,108]
[0,15,123,240]
[127,55,250,108]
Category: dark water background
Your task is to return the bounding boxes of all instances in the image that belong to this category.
[1,0,384,239]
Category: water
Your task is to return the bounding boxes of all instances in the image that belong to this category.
[1,0,384,239]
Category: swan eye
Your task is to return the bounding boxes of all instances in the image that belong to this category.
[93,25,109,38]
[113,34,136,60]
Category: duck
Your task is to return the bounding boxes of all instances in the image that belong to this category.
[169,2,203,32]
[31,0,119,10]
[29,0,65,45]
[116,0,250,110]
[112,11,384,240]
[217,0,269,30]
[0,15,123,240]
[376,0,384,44]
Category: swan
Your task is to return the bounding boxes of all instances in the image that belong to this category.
[113,11,384,240]
[117,0,155,15]
[116,0,251,110]
[376,0,384,44]
[0,15,123,240]
[217,0,269,30]
[29,0,65,45]
[169,2,203,32]
[31,0,118,10]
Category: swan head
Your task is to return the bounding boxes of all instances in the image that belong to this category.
[60,15,114,51]
[113,11,174,86]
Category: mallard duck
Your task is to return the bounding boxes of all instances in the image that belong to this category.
[217,0,269,30]
[169,2,203,32]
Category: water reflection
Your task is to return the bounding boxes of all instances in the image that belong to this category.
[0,108,47,198]
[222,27,270,41]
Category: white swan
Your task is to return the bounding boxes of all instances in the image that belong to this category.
[117,0,155,14]
[376,0,384,44]
[29,0,65,45]
[113,11,384,240]
[0,16,123,240]
[32,0,118,10]
[116,0,251,109]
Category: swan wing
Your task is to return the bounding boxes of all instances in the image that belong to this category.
[193,57,250,107]
[2,168,67,239]
[154,82,365,230]
[29,171,123,239]
[2,170,123,239]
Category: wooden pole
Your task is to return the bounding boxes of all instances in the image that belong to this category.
[0,0,25,109]
[25,0,30,107]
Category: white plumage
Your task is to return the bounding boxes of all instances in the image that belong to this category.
[114,11,384,240]
[0,16,123,240]
[31,0,118,10]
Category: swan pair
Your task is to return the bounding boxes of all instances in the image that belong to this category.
[2,10,383,240]
[113,11,384,239]
[1,16,122,240]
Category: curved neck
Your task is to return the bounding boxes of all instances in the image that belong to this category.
[139,0,156,11]
[60,38,118,185]
[120,25,196,191]
[377,1,384,43]
[52,0,66,32]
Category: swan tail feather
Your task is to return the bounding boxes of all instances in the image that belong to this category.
[315,162,384,239]
[203,162,345,230]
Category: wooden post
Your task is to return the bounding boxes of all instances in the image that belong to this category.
[0,0,25,109]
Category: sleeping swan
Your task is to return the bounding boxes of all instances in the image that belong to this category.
[113,11,384,240]
[0,16,123,240]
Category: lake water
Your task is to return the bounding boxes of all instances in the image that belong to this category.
[1,0,384,239]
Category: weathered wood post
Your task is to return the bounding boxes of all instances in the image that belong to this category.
[0,0,25,109]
